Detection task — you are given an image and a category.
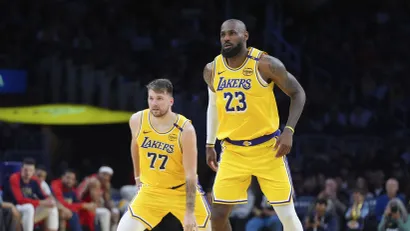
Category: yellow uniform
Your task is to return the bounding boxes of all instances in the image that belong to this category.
[128,109,210,230]
[212,47,293,205]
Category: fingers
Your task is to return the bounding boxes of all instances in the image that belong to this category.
[275,145,291,157]
[273,137,280,150]
[210,160,218,172]
[207,158,218,172]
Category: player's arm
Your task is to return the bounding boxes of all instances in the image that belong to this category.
[203,62,219,171]
[258,55,306,131]
[129,112,143,184]
[203,62,218,146]
[181,122,198,214]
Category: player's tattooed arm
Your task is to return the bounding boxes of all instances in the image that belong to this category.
[203,61,216,92]
[181,122,198,213]
[258,55,306,129]
[129,111,142,181]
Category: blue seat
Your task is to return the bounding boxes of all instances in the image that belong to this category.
[0,161,22,188]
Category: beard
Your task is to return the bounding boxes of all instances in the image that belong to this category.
[221,42,244,58]
[150,107,170,118]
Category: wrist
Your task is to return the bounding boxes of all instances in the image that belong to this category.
[185,209,195,215]
[284,126,295,134]
[206,143,215,148]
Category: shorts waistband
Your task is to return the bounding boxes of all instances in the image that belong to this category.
[224,129,281,147]
[141,182,186,190]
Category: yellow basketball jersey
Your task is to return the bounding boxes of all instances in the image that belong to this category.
[213,47,280,141]
[136,109,191,189]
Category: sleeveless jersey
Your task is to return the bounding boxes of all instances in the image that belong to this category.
[213,47,280,141]
[136,109,191,189]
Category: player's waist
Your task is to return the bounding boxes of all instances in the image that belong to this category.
[141,181,186,190]
[223,129,281,147]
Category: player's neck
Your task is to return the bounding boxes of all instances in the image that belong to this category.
[225,48,249,68]
[151,111,176,125]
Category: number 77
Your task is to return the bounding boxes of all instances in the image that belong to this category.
[147,152,169,170]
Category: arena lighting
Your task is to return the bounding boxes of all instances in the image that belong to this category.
[0,104,133,125]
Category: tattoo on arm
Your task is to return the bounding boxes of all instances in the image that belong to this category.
[186,178,196,213]
[267,57,300,96]
[262,55,306,129]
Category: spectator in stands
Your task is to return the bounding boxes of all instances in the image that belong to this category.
[0,193,20,231]
[51,169,97,231]
[371,170,386,197]
[6,158,59,231]
[375,178,406,222]
[377,198,410,231]
[355,177,374,199]
[318,178,347,220]
[77,166,118,231]
[2,189,34,231]
[345,189,369,231]
[246,195,282,231]
[304,198,338,231]
[36,165,74,230]
[36,166,52,196]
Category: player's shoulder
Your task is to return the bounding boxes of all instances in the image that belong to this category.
[129,110,146,127]
[204,61,214,74]
[203,61,216,89]
[181,121,195,137]
[176,113,194,132]
[257,54,286,76]
[258,54,284,67]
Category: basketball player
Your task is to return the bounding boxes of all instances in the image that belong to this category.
[117,79,211,231]
[204,19,306,231]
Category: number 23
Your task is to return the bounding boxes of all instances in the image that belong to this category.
[224,91,247,112]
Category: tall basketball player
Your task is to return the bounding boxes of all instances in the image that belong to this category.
[204,19,306,231]
[117,79,211,231]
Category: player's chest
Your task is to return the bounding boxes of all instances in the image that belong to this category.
[138,134,179,154]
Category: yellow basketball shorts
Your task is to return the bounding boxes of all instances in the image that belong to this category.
[128,184,211,230]
[212,138,294,206]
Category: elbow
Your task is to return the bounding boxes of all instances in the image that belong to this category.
[290,89,306,101]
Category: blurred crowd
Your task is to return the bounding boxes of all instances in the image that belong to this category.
[1,158,120,231]
[282,0,410,136]
[1,0,410,231]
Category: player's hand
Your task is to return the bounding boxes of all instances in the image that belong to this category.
[135,177,142,193]
[206,147,218,172]
[274,128,293,157]
[183,212,198,231]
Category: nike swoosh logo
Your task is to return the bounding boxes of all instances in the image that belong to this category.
[143,131,151,134]
[217,70,226,75]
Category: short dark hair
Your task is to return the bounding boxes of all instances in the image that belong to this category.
[23,158,36,166]
[63,169,77,176]
[316,198,328,206]
[146,78,173,95]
